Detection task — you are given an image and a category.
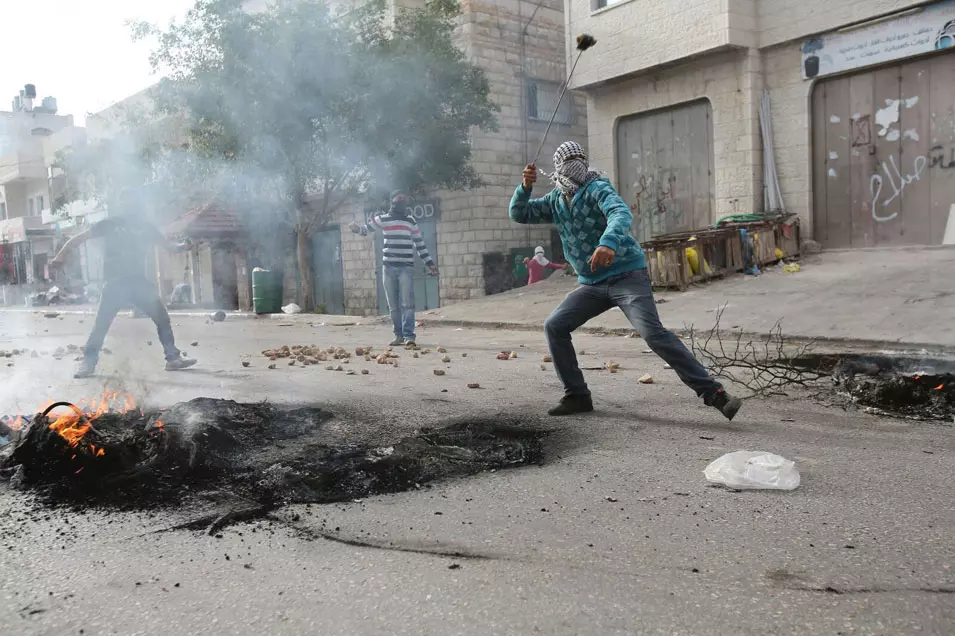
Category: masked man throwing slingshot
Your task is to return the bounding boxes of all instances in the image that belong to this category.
[509,141,741,419]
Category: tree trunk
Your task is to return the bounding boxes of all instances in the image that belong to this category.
[296,228,314,311]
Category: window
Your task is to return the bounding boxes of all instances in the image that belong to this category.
[592,0,627,10]
[526,79,573,125]
[0,202,6,220]
[37,195,45,212]
[28,198,35,216]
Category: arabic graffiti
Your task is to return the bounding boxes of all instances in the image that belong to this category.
[630,173,685,242]
[869,144,955,223]
[929,144,955,170]
[870,154,927,222]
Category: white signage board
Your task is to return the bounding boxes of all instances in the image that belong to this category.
[802,1,955,80]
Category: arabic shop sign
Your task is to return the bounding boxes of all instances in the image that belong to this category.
[802,1,955,80]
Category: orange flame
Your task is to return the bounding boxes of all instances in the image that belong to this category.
[46,391,136,453]
[2,413,25,431]
[935,384,945,391]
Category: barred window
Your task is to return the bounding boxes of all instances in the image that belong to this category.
[526,79,573,126]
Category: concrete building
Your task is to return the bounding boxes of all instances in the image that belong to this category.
[565,0,955,249]
[311,0,588,315]
[0,83,87,302]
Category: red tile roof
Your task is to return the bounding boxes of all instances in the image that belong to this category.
[163,203,245,239]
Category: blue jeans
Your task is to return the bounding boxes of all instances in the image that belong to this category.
[543,269,722,403]
[383,265,416,340]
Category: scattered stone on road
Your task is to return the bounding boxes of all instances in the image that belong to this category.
[638,374,654,384]
[542,355,552,363]
[433,369,446,376]
[467,382,481,389]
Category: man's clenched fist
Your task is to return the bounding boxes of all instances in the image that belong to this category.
[522,164,537,190]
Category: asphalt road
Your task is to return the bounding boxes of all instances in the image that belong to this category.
[1,312,953,635]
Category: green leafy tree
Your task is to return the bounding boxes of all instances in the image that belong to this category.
[133,0,498,310]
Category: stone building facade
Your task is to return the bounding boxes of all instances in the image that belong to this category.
[566,0,955,250]
[321,0,588,315]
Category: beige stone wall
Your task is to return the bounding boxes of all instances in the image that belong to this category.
[587,49,763,220]
[565,0,757,89]
[338,205,379,316]
[758,0,927,48]
[762,42,814,234]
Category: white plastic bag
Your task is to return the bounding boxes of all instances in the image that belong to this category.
[704,451,800,491]
[281,303,301,314]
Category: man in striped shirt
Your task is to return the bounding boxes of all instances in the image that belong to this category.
[350,191,438,347]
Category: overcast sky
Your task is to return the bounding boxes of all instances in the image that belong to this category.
[0,0,195,125]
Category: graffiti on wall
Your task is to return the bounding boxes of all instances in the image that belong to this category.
[869,144,954,222]
[929,144,955,170]
[630,172,685,242]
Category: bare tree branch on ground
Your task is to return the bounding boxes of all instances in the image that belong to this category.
[686,305,828,399]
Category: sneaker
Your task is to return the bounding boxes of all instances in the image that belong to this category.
[73,359,96,379]
[710,389,742,421]
[165,356,198,371]
[389,337,405,347]
[548,394,594,416]
[404,338,417,349]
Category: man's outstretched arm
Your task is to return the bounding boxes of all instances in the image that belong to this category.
[50,227,93,268]
[349,216,382,237]
[509,163,555,225]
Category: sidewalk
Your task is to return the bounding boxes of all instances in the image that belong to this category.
[419,247,955,351]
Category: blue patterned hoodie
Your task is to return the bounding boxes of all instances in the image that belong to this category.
[509,177,646,285]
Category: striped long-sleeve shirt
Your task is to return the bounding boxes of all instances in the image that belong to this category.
[355,213,434,267]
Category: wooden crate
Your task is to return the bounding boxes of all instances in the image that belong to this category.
[642,215,800,290]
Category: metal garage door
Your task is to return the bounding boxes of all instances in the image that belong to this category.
[615,100,715,244]
[812,52,955,247]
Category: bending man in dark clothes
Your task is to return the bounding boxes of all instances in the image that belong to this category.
[50,215,197,379]
[509,140,742,420]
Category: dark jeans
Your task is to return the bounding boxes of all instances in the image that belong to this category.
[543,269,722,403]
[84,277,180,365]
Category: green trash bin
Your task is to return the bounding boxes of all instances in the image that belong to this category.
[252,269,283,314]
